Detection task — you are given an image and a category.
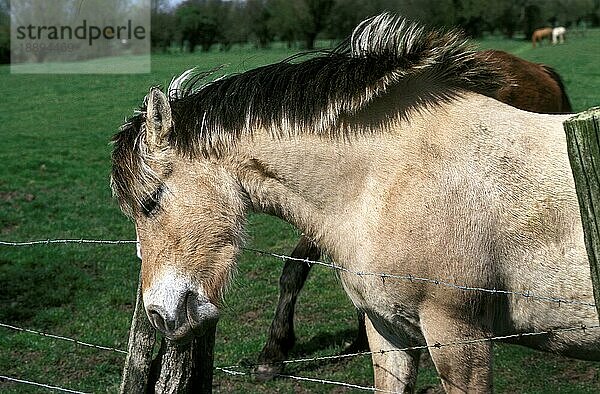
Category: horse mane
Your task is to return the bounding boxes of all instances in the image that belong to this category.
[164,13,503,156]
[112,13,505,215]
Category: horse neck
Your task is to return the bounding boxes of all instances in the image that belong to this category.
[230,129,406,262]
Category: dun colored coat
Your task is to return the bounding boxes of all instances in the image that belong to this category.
[256,48,573,379]
[112,14,598,393]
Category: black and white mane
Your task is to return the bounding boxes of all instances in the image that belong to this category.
[167,14,502,150]
[112,13,504,215]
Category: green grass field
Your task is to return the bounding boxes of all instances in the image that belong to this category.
[1,31,600,393]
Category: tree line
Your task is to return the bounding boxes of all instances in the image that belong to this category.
[1,0,599,63]
[151,0,600,53]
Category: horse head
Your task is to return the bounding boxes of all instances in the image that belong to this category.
[111,88,246,341]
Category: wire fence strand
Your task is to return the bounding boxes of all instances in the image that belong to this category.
[0,239,137,246]
[0,322,128,355]
[215,367,388,392]
[275,373,380,392]
[5,316,598,374]
[0,375,89,394]
[216,323,600,372]
[1,238,594,309]
[244,248,597,308]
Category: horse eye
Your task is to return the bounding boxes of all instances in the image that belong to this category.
[141,185,164,217]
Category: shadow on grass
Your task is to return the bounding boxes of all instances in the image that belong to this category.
[0,257,94,324]
[291,328,358,358]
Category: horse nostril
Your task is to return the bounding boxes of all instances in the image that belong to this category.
[147,306,170,334]
[144,290,218,341]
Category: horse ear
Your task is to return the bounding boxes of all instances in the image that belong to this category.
[145,87,172,149]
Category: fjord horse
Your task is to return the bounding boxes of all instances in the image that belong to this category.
[112,14,598,393]
[532,27,553,47]
[256,47,573,379]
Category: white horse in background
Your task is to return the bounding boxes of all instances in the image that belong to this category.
[553,26,566,44]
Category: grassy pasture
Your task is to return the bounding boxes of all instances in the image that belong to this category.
[1,31,600,393]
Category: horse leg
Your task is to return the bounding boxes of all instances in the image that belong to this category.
[365,315,420,393]
[255,235,320,380]
[420,307,493,393]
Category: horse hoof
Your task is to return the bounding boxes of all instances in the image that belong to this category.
[254,362,284,382]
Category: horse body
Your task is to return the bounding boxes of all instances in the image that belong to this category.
[257,47,573,378]
[112,14,598,392]
[234,92,594,332]
[481,49,571,114]
[239,96,599,390]
[532,27,553,47]
[553,26,566,44]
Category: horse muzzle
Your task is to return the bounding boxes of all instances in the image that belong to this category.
[143,272,219,341]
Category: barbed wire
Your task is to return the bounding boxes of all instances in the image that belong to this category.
[0,375,89,394]
[244,248,597,308]
[0,239,137,246]
[0,322,128,355]
[1,238,596,309]
[276,373,384,392]
[216,323,600,372]
[6,315,598,373]
[3,317,599,392]
[215,366,388,392]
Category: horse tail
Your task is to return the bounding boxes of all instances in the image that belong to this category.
[542,65,573,113]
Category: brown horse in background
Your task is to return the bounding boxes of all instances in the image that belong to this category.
[532,27,553,47]
[256,48,573,379]
[481,49,572,113]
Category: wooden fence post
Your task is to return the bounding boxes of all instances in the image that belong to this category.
[564,107,600,323]
[150,326,216,393]
[120,272,216,393]
[120,273,155,394]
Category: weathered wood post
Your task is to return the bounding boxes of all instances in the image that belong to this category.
[564,107,600,322]
[120,274,155,393]
[120,272,216,393]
